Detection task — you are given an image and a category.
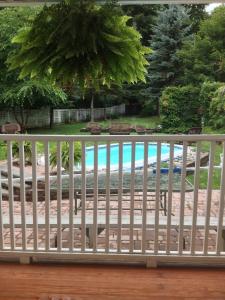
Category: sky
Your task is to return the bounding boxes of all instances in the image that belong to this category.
[205,3,223,13]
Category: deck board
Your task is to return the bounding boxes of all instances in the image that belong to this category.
[0,263,225,299]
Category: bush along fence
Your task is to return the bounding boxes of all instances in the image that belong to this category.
[0,104,126,129]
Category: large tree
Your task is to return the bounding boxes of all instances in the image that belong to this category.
[147,5,191,115]
[0,7,38,98]
[179,6,225,85]
[0,7,67,126]
[122,5,161,46]
[184,4,207,33]
[8,0,150,92]
[2,80,67,131]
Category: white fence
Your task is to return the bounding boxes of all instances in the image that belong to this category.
[53,104,126,124]
[0,134,225,267]
[0,104,126,129]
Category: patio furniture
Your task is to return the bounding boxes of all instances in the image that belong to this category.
[50,171,194,217]
[84,122,102,135]
[135,125,146,135]
[146,128,155,134]
[86,122,102,131]
[49,171,193,248]
[186,127,202,134]
[90,125,101,135]
[109,123,132,135]
[1,123,21,134]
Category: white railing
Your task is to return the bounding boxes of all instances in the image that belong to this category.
[0,134,225,267]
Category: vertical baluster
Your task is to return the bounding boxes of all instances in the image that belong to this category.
[190,141,201,255]
[178,141,187,255]
[44,141,50,251]
[142,141,148,253]
[0,168,3,250]
[69,141,74,251]
[7,141,14,250]
[203,142,215,255]
[93,142,98,252]
[105,141,110,252]
[19,141,26,250]
[154,141,161,254]
[57,142,62,251]
[166,142,174,255]
[216,142,225,254]
[130,142,136,253]
[81,141,86,252]
[32,141,38,251]
[118,142,123,252]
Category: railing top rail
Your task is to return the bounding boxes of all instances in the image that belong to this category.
[0,134,225,142]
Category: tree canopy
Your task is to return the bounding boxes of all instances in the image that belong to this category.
[147,5,191,114]
[0,7,38,91]
[179,6,225,85]
[8,0,151,91]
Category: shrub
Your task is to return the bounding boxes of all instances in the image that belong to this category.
[199,81,223,125]
[160,85,201,133]
[140,99,158,117]
[209,86,225,129]
[50,142,82,172]
[12,141,32,164]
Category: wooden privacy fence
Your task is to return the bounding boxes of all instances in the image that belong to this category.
[0,134,225,267]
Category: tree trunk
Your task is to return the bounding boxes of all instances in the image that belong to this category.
[90,92,94,122]
[49,106,54,129]
[156,99,160,117]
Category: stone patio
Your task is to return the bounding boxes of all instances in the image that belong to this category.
[1,189,222,253]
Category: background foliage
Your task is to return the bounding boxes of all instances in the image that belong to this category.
[9,0,150,90]
[160,85,201,133]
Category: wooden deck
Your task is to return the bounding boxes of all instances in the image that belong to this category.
[0,263,225,299]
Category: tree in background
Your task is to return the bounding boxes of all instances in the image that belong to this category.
[0,7,38,99]
[2,80,67,131]
[184,4,207,33]
[122,5,161,46]
[179,6,225,86]
[0,7,67,127]
[8,0,150,122]
[147,5,191,116]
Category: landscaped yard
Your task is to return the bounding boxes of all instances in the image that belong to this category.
[0,116,224,189]
[28,116,161,135]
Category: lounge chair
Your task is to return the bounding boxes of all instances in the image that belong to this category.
[186,127,202,134]
[109,123,131,135]
[1,123,21,134]
[135,125,146,135]
[90,125,101,135]
[86,122,101,131]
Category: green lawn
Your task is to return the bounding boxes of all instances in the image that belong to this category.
[186,126,224,189]
[28,116,160,135]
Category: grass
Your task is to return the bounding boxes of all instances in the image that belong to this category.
[186,126,224,189]
[28,116,160,135]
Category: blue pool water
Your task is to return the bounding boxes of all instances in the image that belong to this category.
[85,143,182,170]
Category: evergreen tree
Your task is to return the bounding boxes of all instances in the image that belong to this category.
[148,5,191,115]
[120,5,161,115]
[184,4,207,33]
[122,5,161,46]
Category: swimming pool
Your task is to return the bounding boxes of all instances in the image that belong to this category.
[84,142,183,171]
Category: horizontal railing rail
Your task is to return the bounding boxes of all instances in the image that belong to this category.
[0,134,225,266]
